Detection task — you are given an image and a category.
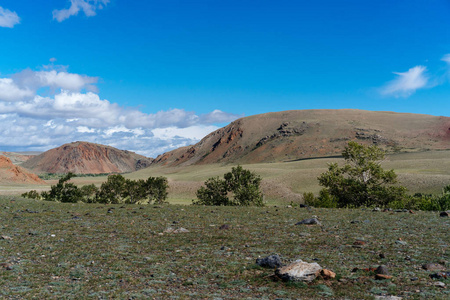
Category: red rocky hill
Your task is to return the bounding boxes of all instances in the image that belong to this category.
[0,156,45,184]
[22,141,153,174]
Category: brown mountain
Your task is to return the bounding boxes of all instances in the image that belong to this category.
[22,141,152,174]
[153,109,450,166]
[0,156,45,184]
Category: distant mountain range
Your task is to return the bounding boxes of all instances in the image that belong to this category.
[2,110,449,178]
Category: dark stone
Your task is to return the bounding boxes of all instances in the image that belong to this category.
[375,265,390,275]
[256,254,283,269]
[295,218,321,225]
[429,272,450,280]
[219,224,231,230]
[440,211,449,217]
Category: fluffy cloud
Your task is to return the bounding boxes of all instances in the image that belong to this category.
[12,69,98,93]
[53,0,110,22]
[0,66,241,157]
[381,66,428,97]
[0,6,20,28]
[0,79,34,102]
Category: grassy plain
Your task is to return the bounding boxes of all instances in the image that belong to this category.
[1,150,449,205]
[0,197,448,299]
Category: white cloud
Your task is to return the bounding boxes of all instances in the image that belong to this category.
[0,78,34,102]
[0,6,20,28]
[381,66,428,97]
[13,69,98,93]
[0,65,241,158]
[152,126,219,141]
[200,109,243,124]
[53,0,110,22]
[441,54,450,64]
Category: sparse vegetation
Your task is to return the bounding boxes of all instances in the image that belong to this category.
[1,197,449,299]
[194,165,264,206]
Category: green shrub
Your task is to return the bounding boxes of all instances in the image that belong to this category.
[302,190,338,208]
[194,165,264,206]
[318,142,407,208]
[21,190,41,200]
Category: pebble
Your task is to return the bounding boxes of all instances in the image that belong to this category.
[433,281,446,288]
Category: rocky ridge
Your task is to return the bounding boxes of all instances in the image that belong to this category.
[22,141,153,174]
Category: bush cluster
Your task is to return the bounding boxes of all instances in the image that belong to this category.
[193,165,264,206]
[305,142,449,211]
[22,173,168,204]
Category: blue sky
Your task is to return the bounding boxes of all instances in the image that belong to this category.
[0,0,449,157]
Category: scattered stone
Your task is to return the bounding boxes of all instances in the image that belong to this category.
[1,235,12,240]
[299,204,308,208]
[256,254,282,269]
[172,227,189,234]
[422,263,446,271]
[395,240,407,246]
[373,207,381,212]
[429,272,450,279]
[375,265,390,275]
[410,277,418,281]
[379,253,386,259]
[0,263,12,270]
[219,224,231,230]
[375,274,393,280]
[220,246,230,251]
[286,205,292,208]
[440,211,449,217]
[353,240,366,247]
[295,218,321,225]
[163,227,175,233]
[320,269,336,279]
[433,281,446,288]
[374,296,402,300]
[275,259,322,282]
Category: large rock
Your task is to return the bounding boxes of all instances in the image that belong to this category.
[275,259,322,282]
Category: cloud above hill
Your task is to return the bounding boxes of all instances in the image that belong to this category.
[0,65,242,157]
[381,66,429,97]
[0,6,20,28]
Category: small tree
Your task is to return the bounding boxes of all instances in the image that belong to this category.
[145,176,169,204]
[95,174,126,204]
[318,141,406,208]
[194,165,264,206]
[42,172,83,203]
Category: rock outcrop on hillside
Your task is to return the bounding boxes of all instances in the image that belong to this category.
[22,141,153,174]
[153,109,450,166]
[0,156,45,184]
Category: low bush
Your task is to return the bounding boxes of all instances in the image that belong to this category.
[22,173,169,205]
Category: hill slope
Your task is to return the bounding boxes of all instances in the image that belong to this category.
[22,141,152,174]
[0,156,45,184]
[153,109,450,166]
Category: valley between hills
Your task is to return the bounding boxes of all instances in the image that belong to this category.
[1,109,449,204]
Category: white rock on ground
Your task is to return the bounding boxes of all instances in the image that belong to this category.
[275,259,322,282]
